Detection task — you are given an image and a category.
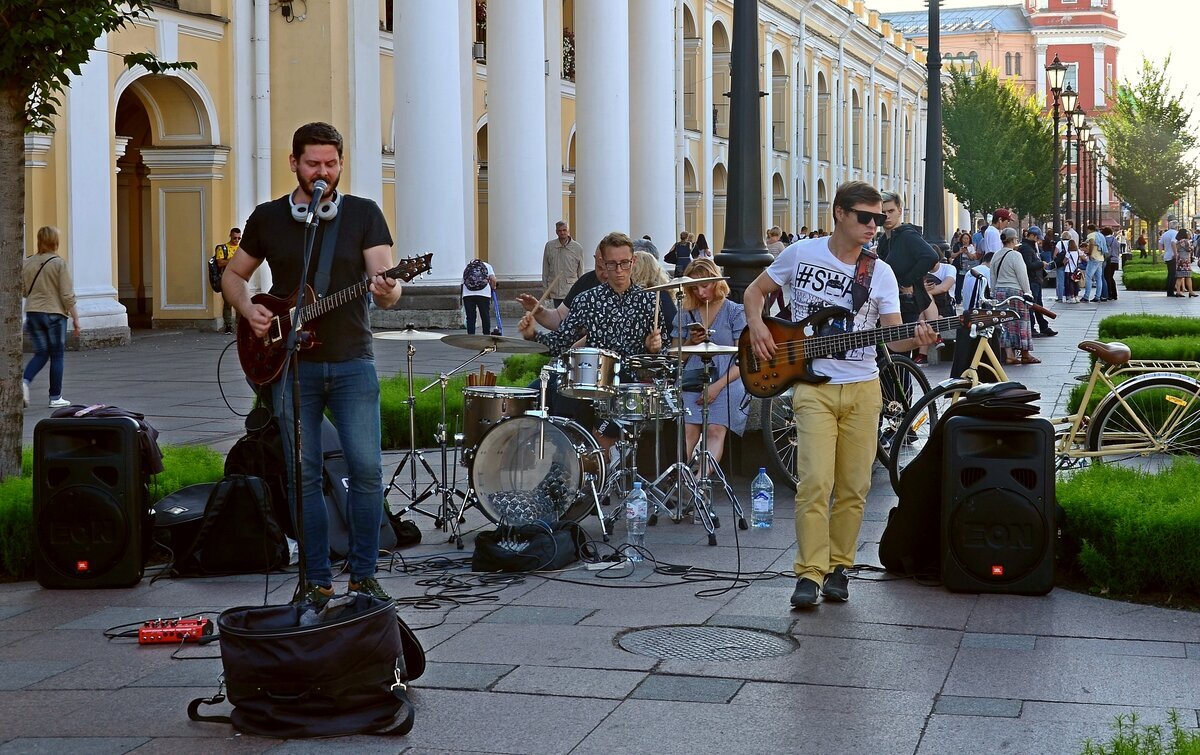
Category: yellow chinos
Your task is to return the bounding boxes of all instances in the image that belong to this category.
[791,377,881,583]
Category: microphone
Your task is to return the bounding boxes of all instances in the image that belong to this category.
[970,267,986,279]
[304,179,329,228]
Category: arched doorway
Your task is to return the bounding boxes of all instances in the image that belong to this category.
[712,21,730,139]
[476,122,489,259]
[684,157,699,236]
[712,163,728,252]
[772,173,787,232]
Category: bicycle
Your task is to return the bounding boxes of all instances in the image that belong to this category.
[761,348,930,490]
[886,295,1200,491]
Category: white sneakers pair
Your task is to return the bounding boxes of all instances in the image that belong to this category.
[49,397,71,408]
[24,382,70,409]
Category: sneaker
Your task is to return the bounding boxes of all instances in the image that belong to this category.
[349,576,393,602]
[790,577,821,608]
[1041,328,1058,337]
[913,354,928,365]
[934,336,946,350]
[292,582,334,611]
[821,565,850,602]
[223,326,234,335]
[21,382,28,408]
[48,397,71,408]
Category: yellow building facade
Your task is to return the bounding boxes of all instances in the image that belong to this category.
[24,0,950,340]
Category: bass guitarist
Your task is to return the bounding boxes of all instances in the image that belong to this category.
[743,181,934,609]
[221,122,401,610]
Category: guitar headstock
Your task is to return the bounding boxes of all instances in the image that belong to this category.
[963,307,1020,328]
[388,253,433,283]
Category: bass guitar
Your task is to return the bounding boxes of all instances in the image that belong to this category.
[738,305,1018,398]
[237,253,433,386]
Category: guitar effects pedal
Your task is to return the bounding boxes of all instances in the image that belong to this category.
[137,617,213,645]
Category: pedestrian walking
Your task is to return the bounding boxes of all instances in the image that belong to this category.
[21,226,80,409]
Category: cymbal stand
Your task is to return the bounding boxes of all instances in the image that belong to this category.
[690,351,747,533]
[601,417,664,535]
[386,340,440,519]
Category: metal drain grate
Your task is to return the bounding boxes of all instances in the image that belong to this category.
[618,625,796,661]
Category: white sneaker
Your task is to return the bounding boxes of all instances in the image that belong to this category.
[21,382,29,408]
[48,397,70,408]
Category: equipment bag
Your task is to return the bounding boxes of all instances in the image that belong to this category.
[208,256,223,292]
[188,595,424,738]
[472,520,586,572]
[463,259,489,291]
[172,474,288,576]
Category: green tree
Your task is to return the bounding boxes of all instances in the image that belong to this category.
[0,3,193,480]
[943,65,1056,222]
[1100,56,1198,259]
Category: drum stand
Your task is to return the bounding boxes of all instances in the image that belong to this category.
[689,352,747,532]
[386,341,441,518]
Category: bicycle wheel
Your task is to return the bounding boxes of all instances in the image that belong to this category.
[887,378,973,493]
[1086,375,1200,473]
[877,353,932,465]
[761,391,799,491]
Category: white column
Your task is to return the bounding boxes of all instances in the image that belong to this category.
[575,0,630,248]
[808,55,819,230]
[459,0,475,265]
[65,40,126,332]
[629,0,676,247]
[1092,43,1106,104]
[1034,44,1047,104]
[701,1,714,239]
[393,1,468,283]
[251,0,272,293]
[545,0,564,228]
[790,38,801,232]
[347,0,383,206]
[762,26,775,234]
[674,0,687,238]
[489,0,550,277]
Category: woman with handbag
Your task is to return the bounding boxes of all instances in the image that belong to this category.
[990,228,1038,365]
[671,259,748,476]
[21,226,80,409]
[1175,228,1196,297]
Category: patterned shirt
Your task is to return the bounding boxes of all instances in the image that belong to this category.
[535,283,667,359]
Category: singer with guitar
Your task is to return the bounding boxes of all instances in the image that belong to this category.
[742,181,935,609]
[221,122,401,610]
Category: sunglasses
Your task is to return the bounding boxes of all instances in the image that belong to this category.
[602,259,634,271]
[851,209,888,227]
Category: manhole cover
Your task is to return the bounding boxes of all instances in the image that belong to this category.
[618,625,796,661]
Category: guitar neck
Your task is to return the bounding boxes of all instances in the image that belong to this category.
[298,278,373,323]
[802,314,962,359]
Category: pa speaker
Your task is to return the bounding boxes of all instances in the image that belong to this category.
[940,416,1055,595]
[34,416,149,588]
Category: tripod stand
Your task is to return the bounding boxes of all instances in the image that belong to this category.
[382,329,447,524]
[688,350,747,533]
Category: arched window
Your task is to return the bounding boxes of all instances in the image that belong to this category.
[1014,52,1022,76]
[1005,52,1012,76]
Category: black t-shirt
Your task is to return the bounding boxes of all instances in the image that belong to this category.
[240,194,393,363]
[563,269,600,309]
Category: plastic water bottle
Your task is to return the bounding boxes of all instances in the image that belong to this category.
[751,468,774,528]
[625,482,648,562]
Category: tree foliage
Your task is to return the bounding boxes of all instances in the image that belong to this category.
[942,65,1056,221]
[0,2,194,480]
[1099,57,1198,234]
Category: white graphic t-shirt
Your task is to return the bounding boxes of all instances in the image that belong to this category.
[766,236,901,384]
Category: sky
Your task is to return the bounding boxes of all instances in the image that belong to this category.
[863,0,1200,101]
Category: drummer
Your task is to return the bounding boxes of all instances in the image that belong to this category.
[518,231,667,447]
[671,258,748,475]
[516,245,606,329]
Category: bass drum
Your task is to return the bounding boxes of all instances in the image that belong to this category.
[469,416,605,525]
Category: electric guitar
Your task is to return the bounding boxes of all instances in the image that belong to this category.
[738,305,1019,398]
[237,253,433,386]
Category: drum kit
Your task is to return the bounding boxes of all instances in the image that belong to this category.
[375,273,747,549]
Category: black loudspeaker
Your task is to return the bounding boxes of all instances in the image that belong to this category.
[34,417,150,588]
[940,416,1055,595]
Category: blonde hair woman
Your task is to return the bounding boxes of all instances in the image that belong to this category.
[630,249,677,345]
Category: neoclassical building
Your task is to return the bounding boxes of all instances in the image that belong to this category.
[23,0,949,341]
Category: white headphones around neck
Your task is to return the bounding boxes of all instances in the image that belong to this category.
[289,188,341,223]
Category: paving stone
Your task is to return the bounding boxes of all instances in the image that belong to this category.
[0,660,84,690]
[0,738,148,755]
[0,607,29,622]
[732,680,935,715]
[55,608,223,632]
[511,579,731,628]
[961,632,1037,651]
[413,662,514,691]
[917,716,1104,755]
[261,738,414,755]
[492,665,646,699]
[427,623,656,671]
[630,674,742,703]
[1021,701,1200,727]
[705,613,795,635]
[1189,643,1200,660]
[934,695,1022,717]
[127,736,276,754]
[481,605,592,625]
[968,590,1200,643]
[1035,636,1187,658]
[794,618,962,647]
[128,659,225,687]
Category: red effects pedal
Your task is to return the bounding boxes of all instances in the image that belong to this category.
[137,617,213,645]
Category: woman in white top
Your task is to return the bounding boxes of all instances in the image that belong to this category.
[990,228,1037,365]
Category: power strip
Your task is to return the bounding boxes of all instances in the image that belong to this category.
[138,617,213,645]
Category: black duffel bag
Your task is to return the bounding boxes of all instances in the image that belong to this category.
[188,594,424,738]
[472,520,587,572]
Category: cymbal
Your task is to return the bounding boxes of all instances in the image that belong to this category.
[680,342,738,355]
[643,275,729,293]
[374,327,444,342]
[441,333,549,354]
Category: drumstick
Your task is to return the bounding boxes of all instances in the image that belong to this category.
[653,290,662,334]
[539,273,562,305]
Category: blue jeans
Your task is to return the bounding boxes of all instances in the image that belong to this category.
[1055,268,1065,300]
[272,357,383,587]
[1084,259,1104,300]
[23,312,68,399]
[463,295,491,335]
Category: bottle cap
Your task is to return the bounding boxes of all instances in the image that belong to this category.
[633,481,642,489]
[759,467,766,473]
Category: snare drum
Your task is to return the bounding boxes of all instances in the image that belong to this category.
[462,386,539,452]
[625,353,679,384]
[559,347,620,399]
[604,383,661,422]
[469,415,606,524]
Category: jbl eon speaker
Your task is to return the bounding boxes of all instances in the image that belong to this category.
[940,416,1055,595]
[34,417,149,589]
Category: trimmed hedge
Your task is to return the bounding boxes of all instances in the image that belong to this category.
[1098,314,1200,341]
[1058,459,1200,595]
[1122,268,1200,291]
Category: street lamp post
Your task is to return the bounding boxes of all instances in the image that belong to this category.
[1076,118,1089,231]
[1045,56,1068,234]
[922,0,949,254]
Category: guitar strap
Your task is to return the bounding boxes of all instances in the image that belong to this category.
[312,211,344,298]
[850,249,877,315]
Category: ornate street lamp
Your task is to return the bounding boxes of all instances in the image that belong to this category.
[1076,118,1090,231]
[1046,55,1068,233]
[922,0,949,253]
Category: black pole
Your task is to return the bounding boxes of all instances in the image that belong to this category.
[1051,97,1061,236]
[922,0,948,254]
[714,0,773,301]
[1075,135,1083,231]
[1064,118,1073,239]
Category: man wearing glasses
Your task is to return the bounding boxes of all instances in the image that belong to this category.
[744,181,935,609]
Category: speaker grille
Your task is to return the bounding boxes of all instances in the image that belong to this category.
[959,466,986,489]
[1010,467,1038,491]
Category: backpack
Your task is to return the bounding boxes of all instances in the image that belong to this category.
[172,474,289,576]
[1054,241,1068,269]
[208,256,222,292]
[463,259,489,291]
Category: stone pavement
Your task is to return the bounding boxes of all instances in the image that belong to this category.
[5,284,1200,754]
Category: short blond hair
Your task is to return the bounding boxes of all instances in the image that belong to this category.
[36,226,59,253]
[681,258,729,310]
[596,231,635,259]
[767,226,782,239]
[630,250,668,288]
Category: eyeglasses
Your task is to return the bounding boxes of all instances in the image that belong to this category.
[851,209,888,227]
[602,259,633,271]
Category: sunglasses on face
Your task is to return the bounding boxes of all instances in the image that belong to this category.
[851,209,888,227]
[602,259,634,271]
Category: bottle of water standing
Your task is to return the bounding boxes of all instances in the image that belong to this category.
[751,468,774,528]
[625,482,648,561]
